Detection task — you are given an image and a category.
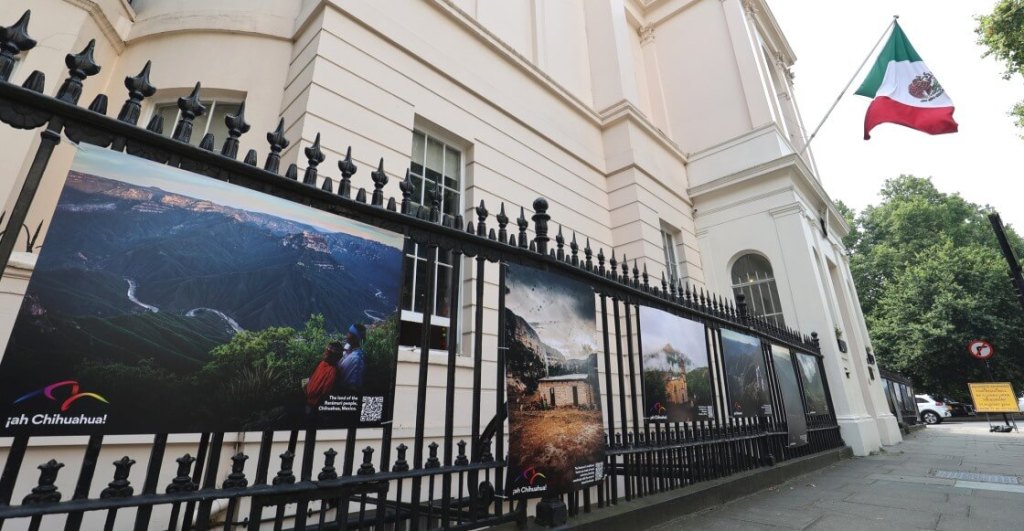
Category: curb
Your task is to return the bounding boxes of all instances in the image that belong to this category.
[504,446,852,530]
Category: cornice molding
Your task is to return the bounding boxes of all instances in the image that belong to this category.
[596,99,688,165]
[63,0,132,53]
[769,202,803,219]
[744,0,795,66]
[638,23,656,44]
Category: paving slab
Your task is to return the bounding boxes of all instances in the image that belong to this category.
[645,422,1024,530]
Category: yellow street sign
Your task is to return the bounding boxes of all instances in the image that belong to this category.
[968,382,1020,413]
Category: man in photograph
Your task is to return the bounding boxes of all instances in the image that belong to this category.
[335,324,367,394]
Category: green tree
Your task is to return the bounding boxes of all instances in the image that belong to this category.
[198,314,342,428]
[977,1,1024,130]
[833,200,859,251]
[845,176,1024,400]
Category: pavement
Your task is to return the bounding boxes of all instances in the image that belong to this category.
[647,421,1024,531]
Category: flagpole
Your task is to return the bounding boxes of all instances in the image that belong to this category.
[797,16,899,157]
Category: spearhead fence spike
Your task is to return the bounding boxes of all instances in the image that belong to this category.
[264,118,290,173]
[57,39,100,104]
[221,100,250,158]
[171,82,206,143]
[0,11,37,82]
[118,61,155,124]
[371,158,388,206]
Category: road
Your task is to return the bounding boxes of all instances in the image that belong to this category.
[125,278,158,312]
[648,422,1024,530]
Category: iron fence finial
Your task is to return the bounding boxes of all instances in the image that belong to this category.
[220,100,249,158]
[0,11,37,82]
[118,61,155,125]
[57,39,100,104]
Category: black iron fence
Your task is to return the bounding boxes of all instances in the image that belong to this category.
[879,368,919,426]
[0,11,843,531]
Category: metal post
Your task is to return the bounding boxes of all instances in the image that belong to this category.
[983,360,1013,428]
[988,213,1024,311]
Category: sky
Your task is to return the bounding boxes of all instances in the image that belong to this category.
[767,1,1024,229]
[71,144,403,249]
[638,305,708,372]
[505,264,599,360]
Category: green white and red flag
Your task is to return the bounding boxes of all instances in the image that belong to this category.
[855,22,957,140]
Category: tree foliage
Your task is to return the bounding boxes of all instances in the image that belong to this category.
[845,175,1024,400]
[977,0,1024,129]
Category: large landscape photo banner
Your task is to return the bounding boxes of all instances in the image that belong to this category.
[795,353,830,415]
[504,264,605,498]
[719,329,773,417]
[638,306,714,423]
[770,344,808,447]
[0,146,405,436]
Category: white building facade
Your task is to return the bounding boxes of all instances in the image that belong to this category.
[0,0,899,525]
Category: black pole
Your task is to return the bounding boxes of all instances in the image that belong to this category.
[983,360,1012,427]
[988,213,1024,311]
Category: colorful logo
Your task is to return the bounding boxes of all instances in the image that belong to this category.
[14,381,109,412]
[516,466,547,487]
[650,402,667,415]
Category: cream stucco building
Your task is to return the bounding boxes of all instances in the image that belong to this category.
[0,0,899,526]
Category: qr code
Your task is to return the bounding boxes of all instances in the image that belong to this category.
[360,396,384,422]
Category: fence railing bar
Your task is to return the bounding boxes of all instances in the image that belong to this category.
[622,301,642,498]
[59,434,101,531]
[180,432,210,531]
[409,242,438,531]
[470,257,486,461]
[494,262,507,516]
[193,431,225,530]
[130,433,166,531]
[440,248,464,529]
[610,297,632,501]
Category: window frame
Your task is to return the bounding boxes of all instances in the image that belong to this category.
[399,128,468,353]
[730,253,786,328]
[660,224,681,283]
[147,92,245,146]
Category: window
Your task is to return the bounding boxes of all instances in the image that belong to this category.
[153,99,242,145]
[731,253,786,328]
[400,130,463,350]
[661,226,680,282]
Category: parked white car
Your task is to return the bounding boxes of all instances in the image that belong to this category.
[915,394,952,425]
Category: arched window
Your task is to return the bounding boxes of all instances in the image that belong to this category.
[731,254,786,328]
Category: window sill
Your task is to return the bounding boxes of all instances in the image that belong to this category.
[396,346,474,368]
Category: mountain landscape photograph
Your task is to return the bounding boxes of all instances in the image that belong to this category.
[720,329,773,417]
[0,147,405,435]
[504,264,604,497]
[770,344,808,446]
[796,352,830,415]
[639,306,714,422]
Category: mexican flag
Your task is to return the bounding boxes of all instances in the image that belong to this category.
[855,22,957,140]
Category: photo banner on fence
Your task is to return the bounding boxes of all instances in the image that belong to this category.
[720,329,773,417]
[770,344,808,447]
[0,145,405,436]
[638,306,714,422]
[795,353,829,415]
[504,263,605,498]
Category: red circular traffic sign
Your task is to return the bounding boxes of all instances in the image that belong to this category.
[967,339,995,360]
